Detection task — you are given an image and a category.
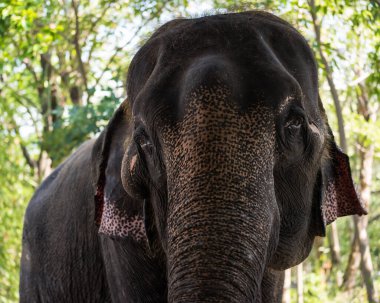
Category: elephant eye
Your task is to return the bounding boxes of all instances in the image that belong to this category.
[283,105,306,136]
[281,112,307,153]
[137,137,151,148]
[285,116,304,130]
[134,128,153,150]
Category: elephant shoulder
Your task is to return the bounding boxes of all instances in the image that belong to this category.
[21,138,111,301]
[24,139,96,223]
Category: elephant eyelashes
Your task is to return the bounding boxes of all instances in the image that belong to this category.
[285,117,305,139]
[285,116,304,130]
[280,110,308,153]
[134,128,153,151]
[284,107,306,137]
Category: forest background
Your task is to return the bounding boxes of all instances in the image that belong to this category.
[0,0,379,302]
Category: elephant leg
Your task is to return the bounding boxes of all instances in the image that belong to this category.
[261,268,285,303]
[100,236,167,303]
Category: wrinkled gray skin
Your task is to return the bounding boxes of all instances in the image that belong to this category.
[20,12,366,303]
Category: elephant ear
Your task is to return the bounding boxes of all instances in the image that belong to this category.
[321,129,367,226]
[91,101,146,242]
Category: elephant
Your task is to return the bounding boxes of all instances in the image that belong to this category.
[20,11,367,303]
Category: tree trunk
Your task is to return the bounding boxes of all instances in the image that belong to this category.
[356,145,378,302]
[282,269,291,303]
[307,1,342,267]
[328,222,341,265]
[38,151,52,182]
[342,234,361,290]
[297,263,304,303]
[306,6,378,301]
[307,0,347,153]
[342,78,378,301]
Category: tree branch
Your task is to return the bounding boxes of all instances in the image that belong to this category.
[85,2,116,63]
[307,0,347,152]
[40,53,60,77]
[21,144,36,169]
[22,58,39,84]
[7,118,37,170]
[12,98,41,137]
[87,33,100,64]
[71,0,89,98]
[8,86,36,107]
[93,11,163,89]
[369,213,380,224]
[10,37,42,88]
[84,1,113,46]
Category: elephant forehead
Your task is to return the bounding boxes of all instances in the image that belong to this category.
[129,12,319,121]
[161,85,275,171]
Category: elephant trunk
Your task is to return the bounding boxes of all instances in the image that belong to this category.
[165,134,279,301]
[161,86,279,302]
[167,168,279,302]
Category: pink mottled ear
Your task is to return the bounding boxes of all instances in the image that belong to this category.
[92,103,127,227]
[92,100,147,242]
[99,198,146,241]
[322,143,367,225]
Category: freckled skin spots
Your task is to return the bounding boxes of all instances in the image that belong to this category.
[322,150,367,225]
[99,199,146,242]
[161,85,280,302]
[277,96,294,115]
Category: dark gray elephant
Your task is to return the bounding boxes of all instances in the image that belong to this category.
[20,11,366,303]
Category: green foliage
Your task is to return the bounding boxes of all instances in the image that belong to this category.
[0,116,34,302]
[45,88,122,166]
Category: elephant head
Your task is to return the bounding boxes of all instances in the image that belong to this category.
[93,12,366,302]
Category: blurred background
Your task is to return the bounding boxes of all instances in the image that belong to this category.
[0,0,379,302]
